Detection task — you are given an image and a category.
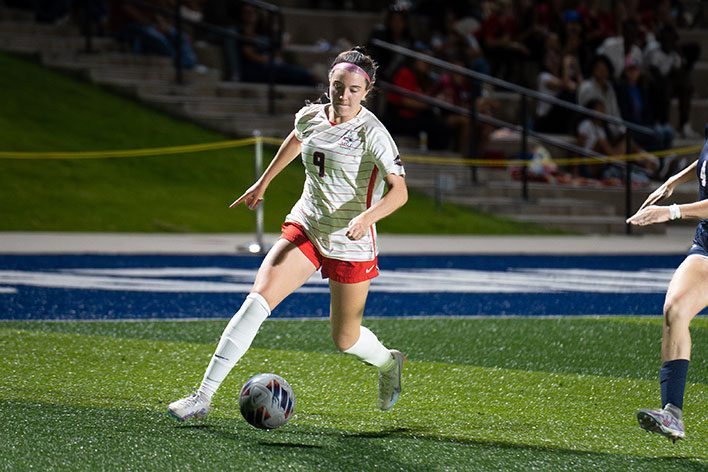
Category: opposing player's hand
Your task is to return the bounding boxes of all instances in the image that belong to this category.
[346,215,371,240]
[626,205,670,226]
[638,181,674,211]
[229,182,266,210]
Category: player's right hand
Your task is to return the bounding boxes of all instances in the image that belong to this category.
[638,181,674,211]
[230,182,265,210]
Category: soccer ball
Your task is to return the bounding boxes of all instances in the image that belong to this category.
[238,373,295,430]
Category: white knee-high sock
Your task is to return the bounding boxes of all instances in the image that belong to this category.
[343,326,394,369]
[198,293,270,397]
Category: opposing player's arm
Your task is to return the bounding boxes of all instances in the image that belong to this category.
[230,130,302,209]
[628,199,708,226]
[346,174,407,240]
[637,159,698,211]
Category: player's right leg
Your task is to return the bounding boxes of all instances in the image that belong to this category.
[329,279,405,411]
[168,239,317,421]
[637,254,708,441]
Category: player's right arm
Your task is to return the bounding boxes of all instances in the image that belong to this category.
[637,159,698,211]
[230,130,302,210]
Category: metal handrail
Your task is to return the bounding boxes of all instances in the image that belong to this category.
[379,82,603,160]
[370,39,655,137]
[372,39,651,234]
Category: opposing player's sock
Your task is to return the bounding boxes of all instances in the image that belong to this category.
[660,359,689,410]
[343,326,393,368]
[197,293,271,397]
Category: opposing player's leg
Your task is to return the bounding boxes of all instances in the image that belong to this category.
[168,239,317,421]
[329,279,405,411]
[638,254,708,441]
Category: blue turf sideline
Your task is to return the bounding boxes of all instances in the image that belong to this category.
[1,254,704,320]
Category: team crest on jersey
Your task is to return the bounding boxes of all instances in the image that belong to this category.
[339,132,356,148]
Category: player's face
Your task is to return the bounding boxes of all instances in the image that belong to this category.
[329,69,369,121]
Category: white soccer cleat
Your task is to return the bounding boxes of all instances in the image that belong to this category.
[378,350,405,411]
[167,391,212,422]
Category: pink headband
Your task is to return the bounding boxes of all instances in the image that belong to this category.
[332,62,371,84]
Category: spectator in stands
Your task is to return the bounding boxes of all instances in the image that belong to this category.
[238,2,317,86]
[577,98,659,183]
[578,54,625,140]
[535,47,582,134]
[202,0,241,81]
[596,18,644,81]
[615,55,673,151]
[560,9,591,78]
[109,0,200,70]
[384,50,451,150]
[428,56,476,156]
[577,0,615,57]
[367,2,414,81]
[428,5,490,98]
[478,0,532,86]
[644,24,700,139]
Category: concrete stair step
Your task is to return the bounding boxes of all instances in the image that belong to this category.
[0,33,116,52]
[0,6,34,21]
[0,20,78,35]
[282,7,380,45]
[88,66,220,85]
[138,92,304,116]
[442,196,617,217]
[42,50,173,68]
[505,214,666,235]
[463,180,696,214]
[187,112,293,137]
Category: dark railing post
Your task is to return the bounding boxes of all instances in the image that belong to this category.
[625,133,633,235]
[266,11,279,115]
[82,0,93,53]
[174,0,184,84]
[468,95,478,183]
[520,95,529,201]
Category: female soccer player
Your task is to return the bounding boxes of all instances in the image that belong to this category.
[168,47,408,421]
[627,136,708,442]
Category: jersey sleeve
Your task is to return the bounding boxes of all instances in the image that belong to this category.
[368,127,405,177]
[293,104,320,141]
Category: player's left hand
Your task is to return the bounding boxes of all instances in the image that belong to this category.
[626,205,670,226]
[346,215,371,240]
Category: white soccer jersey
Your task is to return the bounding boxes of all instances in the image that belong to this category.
[285,103,405,261]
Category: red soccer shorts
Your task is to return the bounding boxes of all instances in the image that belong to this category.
[280,222,379,284]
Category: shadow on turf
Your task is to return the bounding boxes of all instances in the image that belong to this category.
[2,400,706,471]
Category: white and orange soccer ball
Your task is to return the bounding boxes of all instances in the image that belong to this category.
[238,373,295,430]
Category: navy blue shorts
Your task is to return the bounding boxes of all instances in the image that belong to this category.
[688,223,708,258]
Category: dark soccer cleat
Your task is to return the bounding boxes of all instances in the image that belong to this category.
[637,404,685,442]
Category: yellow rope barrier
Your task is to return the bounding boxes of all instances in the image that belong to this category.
[0,136,701,167]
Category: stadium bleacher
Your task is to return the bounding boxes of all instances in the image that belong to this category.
[1,0,705,234]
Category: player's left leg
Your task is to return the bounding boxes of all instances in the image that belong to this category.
[329,279,405,411]
[638,254,708,441]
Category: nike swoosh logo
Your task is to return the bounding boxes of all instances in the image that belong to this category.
[365,265,377,274]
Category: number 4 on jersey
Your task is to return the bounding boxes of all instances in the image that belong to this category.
[313,151,325,177]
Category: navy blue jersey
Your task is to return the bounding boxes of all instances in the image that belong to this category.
[698,140,708,203]
[688,139,708,257]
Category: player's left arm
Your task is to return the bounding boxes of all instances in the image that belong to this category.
[346,174,408,240]
[627,199,708,226]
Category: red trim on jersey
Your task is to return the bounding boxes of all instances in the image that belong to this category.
[366,167,379,255]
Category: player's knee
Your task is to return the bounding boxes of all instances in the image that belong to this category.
[331,328,358,352]
[663,293,690,327]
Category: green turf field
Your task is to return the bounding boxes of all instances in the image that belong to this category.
[0,51,558,234]
[1,317,705,471]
